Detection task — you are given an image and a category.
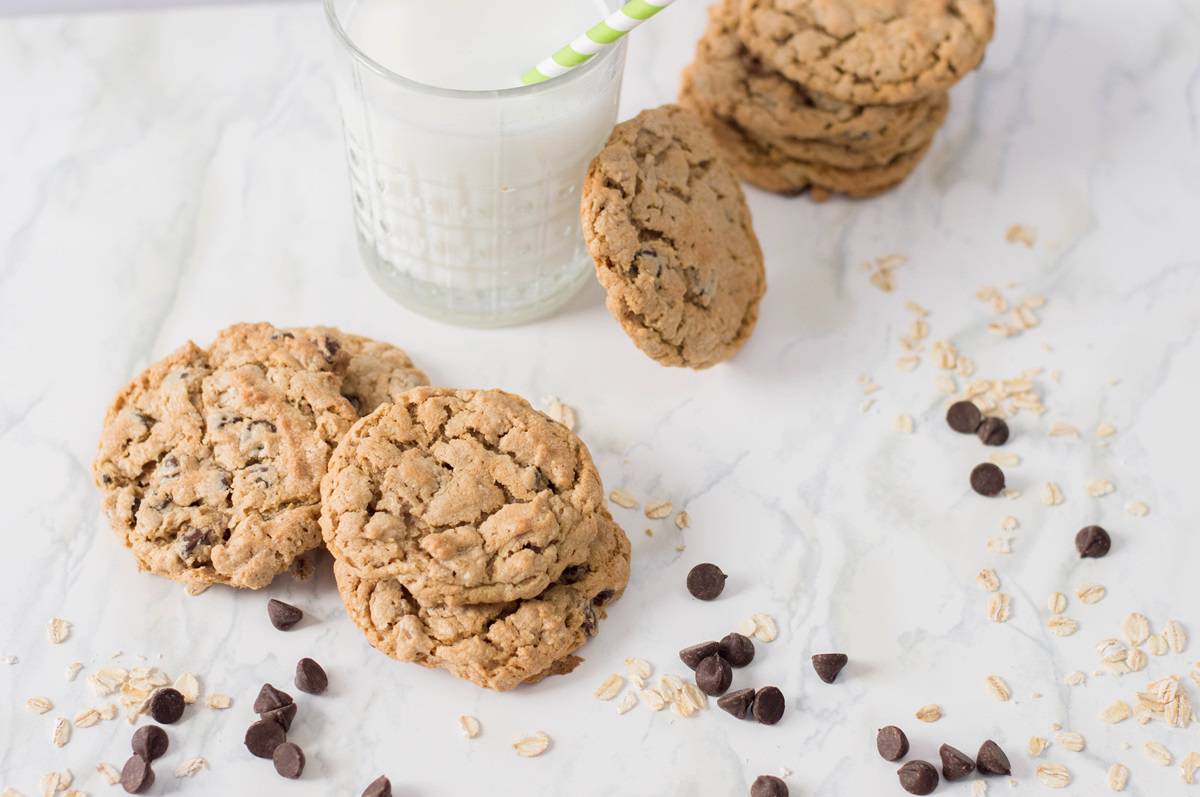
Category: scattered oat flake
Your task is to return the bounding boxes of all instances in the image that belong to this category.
[999,515,1019,531]
[174,672,200,704]
[65,662,82,682]
[894,414,914,433]
[1107,763,1129,791]
[608,489,637,509]
[915,704,942,723]
[47,618,70,644]
[1040,481,1064,506]
[1048,420,1080,438]
[1055,731,1085,752]
[543,397,576,430]
[1147,634,1169,656]
[865,254,906,292]
[513,731,551,757]
[1096,422,1117,438]
[616,692,638,715]
[459,715,481,739]
[38,772,63,796]
[896,354,920,372]
[624,658,652,686]
[970,781,988,797]
[986,535,1012,554]
[175,757,207,778]
[98,703,117,720]
[975,569,1000,592]
[1164,620,1187,653]
[1037,763,1071,788]
[1028,736,1049,757]
[643,500,672,520]
[1047,616,1079,637]
[1049,593,1068,615]
[860,398,876,413]
[673,511,689,530]
[1126,647,1148,672]
[206,693,231,710]
[1102,700,1131,724]
[1087,479,1115,497]
[1124,500,1149,517]
[1123,613,1151,645]
[51,717,70,747]
[988,451,1020,467]
[987,593,1011,623]
[1075,583,1106,604]
[1144,741,1173,766]
[1006,224,1036,247]
[96,762,121,785]
[1065,671,1087,686]
[1181,751,1200,784]
[751,613,778,642]
[594,674,624,701]
[26,696,53,714]
[985,675,1011,702]
[640,688,667,712]
[73,707,101,728]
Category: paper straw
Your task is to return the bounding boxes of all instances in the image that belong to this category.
[521,0,677,85]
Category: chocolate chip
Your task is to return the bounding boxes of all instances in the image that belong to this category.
[362,775,392,797]
[877,726,909,761]
[273,741,305,779]
[686,563,727,600]
[969,462,1006,496]
[245,718,287,759]
[679,641,720,670]
[939,744,975,780]
[946,401,982,433]
[976,740,1011,775]
[268,599,303,630]
[149,687,184,724]
[897,760,939,795]
[718,632,755,667]
[750,774,788,797]
[976,416,1010,446]
[811,653,848,684]
[253,683,294,713]
[695,655,733,696]
[717,687,756,719]
[261,702,298,732]
[120,755,154,794]
[1075,525,1111,558]
[752,686,785,725]
[131,725,168,761]
[295,657,328,695]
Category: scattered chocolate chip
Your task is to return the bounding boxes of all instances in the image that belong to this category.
[149,688,185,724]
[244,718,287,759]
[1075,525,1111,558]
[946,401,982,433]
[976,740,1011,775]
[897,760,939,795]
[295,657,328,695]
[268,599,303,630]
[939,744,975,780]
[273,741,305,779]
[261,702,298,732]
[679,641,720,670]
[976,416,1009,446]
[131,725,168,762]
[750,774,788,797]
[718,632,755,667]
[811,653,848,684]
[717,687,756,719]
[253,683,294,713]
[969,463,1005,497]
[752,686,785,725]
[120,755,154,794]
[695,655,733,696]
[362,776,392,797]
[877,726,909,761]
[686,563,727,600]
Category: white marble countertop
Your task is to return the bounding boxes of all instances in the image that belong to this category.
[3,1,1200,795]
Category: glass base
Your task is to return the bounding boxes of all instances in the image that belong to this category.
[358,234,594,328]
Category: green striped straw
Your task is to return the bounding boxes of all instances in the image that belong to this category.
[521,0,677,85]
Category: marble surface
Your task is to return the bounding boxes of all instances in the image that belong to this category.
[3,1,1200,795]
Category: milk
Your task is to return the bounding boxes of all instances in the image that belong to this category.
[327,0,626,326]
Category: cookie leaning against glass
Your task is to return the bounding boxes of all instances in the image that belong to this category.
[92,322,427,589]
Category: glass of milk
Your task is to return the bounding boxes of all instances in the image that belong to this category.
[325,0,626,327]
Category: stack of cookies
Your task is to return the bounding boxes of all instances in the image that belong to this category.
[679,0,995,200]
[93,323,630,691]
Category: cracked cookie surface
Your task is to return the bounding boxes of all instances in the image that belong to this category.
[335,510,630,691]
[682,0,949,165]
[93,322,426,589]
[738,0,995,106]
[321,387,605,606]
[582,104,765,369]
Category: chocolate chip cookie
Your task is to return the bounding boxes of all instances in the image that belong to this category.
[93,323,426,589]
[293,326,428,416]
[335,510,630,691]
[321,387,605,605]
[737,0,995,106]
[581,104,765,369]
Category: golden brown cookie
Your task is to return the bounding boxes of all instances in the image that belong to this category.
[292,327,428,416]
[684,0,947,156]
[581,105,765,369]
[320,387,605,606]
[92,323,426,589]
[335,510,630,691]
[737,0,995,106]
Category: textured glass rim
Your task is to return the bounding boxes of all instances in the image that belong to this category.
[323,0,626,101]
